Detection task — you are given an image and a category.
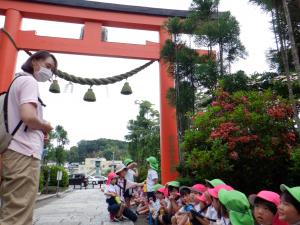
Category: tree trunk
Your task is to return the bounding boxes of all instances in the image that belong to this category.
[271,10,280,53]
[276,6,300,136]
[219,40,224,76]
[282,0,300,86]
[173,34,183,162]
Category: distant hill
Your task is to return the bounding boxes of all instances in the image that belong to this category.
[77,138,128,162]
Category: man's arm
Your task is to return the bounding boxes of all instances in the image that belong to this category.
[133,168,139,177]
[20,103,52,134]
[125,180,144,190]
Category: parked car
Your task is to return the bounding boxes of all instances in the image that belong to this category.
[88,175,100,185]
[94,175,107,185]
[69,173,88,189]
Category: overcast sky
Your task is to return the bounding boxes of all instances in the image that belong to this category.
[0,0,275,147]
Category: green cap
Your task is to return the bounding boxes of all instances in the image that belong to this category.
[219,189,254,225]
[153,184,164,192]
[124,158,134,166]
[167,181,180,188]
[280,184,300,203]
[146,156,159,171]
[206,178,225,187]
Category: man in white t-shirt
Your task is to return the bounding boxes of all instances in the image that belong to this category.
[124,158,138,182]
[0,51,56,225]
[146,156,159,201]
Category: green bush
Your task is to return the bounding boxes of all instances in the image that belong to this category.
[182,89,297,194]
[49,166,69,187]
[39,171,44,192]
[40,165,69,188]
[288,147,300,186]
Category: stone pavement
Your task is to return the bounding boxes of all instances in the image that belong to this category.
[33,188,134,225]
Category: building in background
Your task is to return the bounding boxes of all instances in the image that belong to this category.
[68,158,122,176]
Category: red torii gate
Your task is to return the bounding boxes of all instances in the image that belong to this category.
[0,0,207,183]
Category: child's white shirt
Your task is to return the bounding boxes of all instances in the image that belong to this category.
[206,206,218,225]
[104,184,117,199]
[211,217,230,225]
[150,199,161,212]
[147,169,158,192]
[162,198,171,209]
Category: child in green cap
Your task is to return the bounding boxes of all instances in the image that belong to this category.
[278,184,300,225]
[218,189,255,225]
[146,156,159,202]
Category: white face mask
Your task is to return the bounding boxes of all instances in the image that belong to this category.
[36,67,53,82]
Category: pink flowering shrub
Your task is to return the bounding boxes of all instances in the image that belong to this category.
[181,89,297,193]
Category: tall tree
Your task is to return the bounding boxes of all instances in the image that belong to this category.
[281,0,300,86]
[44,125,69,165]
[53,125,69,147]
[125,101,160,180]
[161,0,247,145]
[192,1,247,75]
[67,146,79,163]
[249,0,300,135]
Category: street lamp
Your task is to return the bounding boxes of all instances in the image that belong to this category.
[95,158,101,177]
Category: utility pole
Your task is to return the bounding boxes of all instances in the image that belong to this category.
[112,151,115,172]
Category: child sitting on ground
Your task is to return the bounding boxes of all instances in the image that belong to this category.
[251,190,288,225]
[208,184,234,225]
[105,172,126,222]
[159,181,181,225]
[190,184,207,213]
[278,184,300,225]
[218,189,255,225]
[149,185,166,225]
[172,187,194,225]
[136,196,150,215]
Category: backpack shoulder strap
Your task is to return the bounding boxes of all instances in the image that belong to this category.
[4,74,28,134]
[123,179,127,193]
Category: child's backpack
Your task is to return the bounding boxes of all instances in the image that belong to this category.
[0,76,24,153]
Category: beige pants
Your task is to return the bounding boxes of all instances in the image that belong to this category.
[0,149,40,225]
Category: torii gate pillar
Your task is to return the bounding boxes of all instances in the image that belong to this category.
[159,28,179,184]
[0,9,21,92]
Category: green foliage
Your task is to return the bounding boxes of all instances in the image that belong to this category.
[77,138,128,162]
[196,56,219,91]
[53,125,69,147]
[190,0,220,20]
[67,146,79,163]
[221,70,250,93]
[250,72,300,99]
[39,165,69,194]
[125,101,160,182]
[41,165,69,188]
[39,171,44,192]
[193,7,247,75]
[44,125,69,165]
[164,17,184,35]
[54,147,67,166]
[249,0,300,74]
[161,0,247,142]
[288,146,300,185]
[102,168,112,176]
[182,89,297,194]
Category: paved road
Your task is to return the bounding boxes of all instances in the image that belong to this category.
[33,188,134,225]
